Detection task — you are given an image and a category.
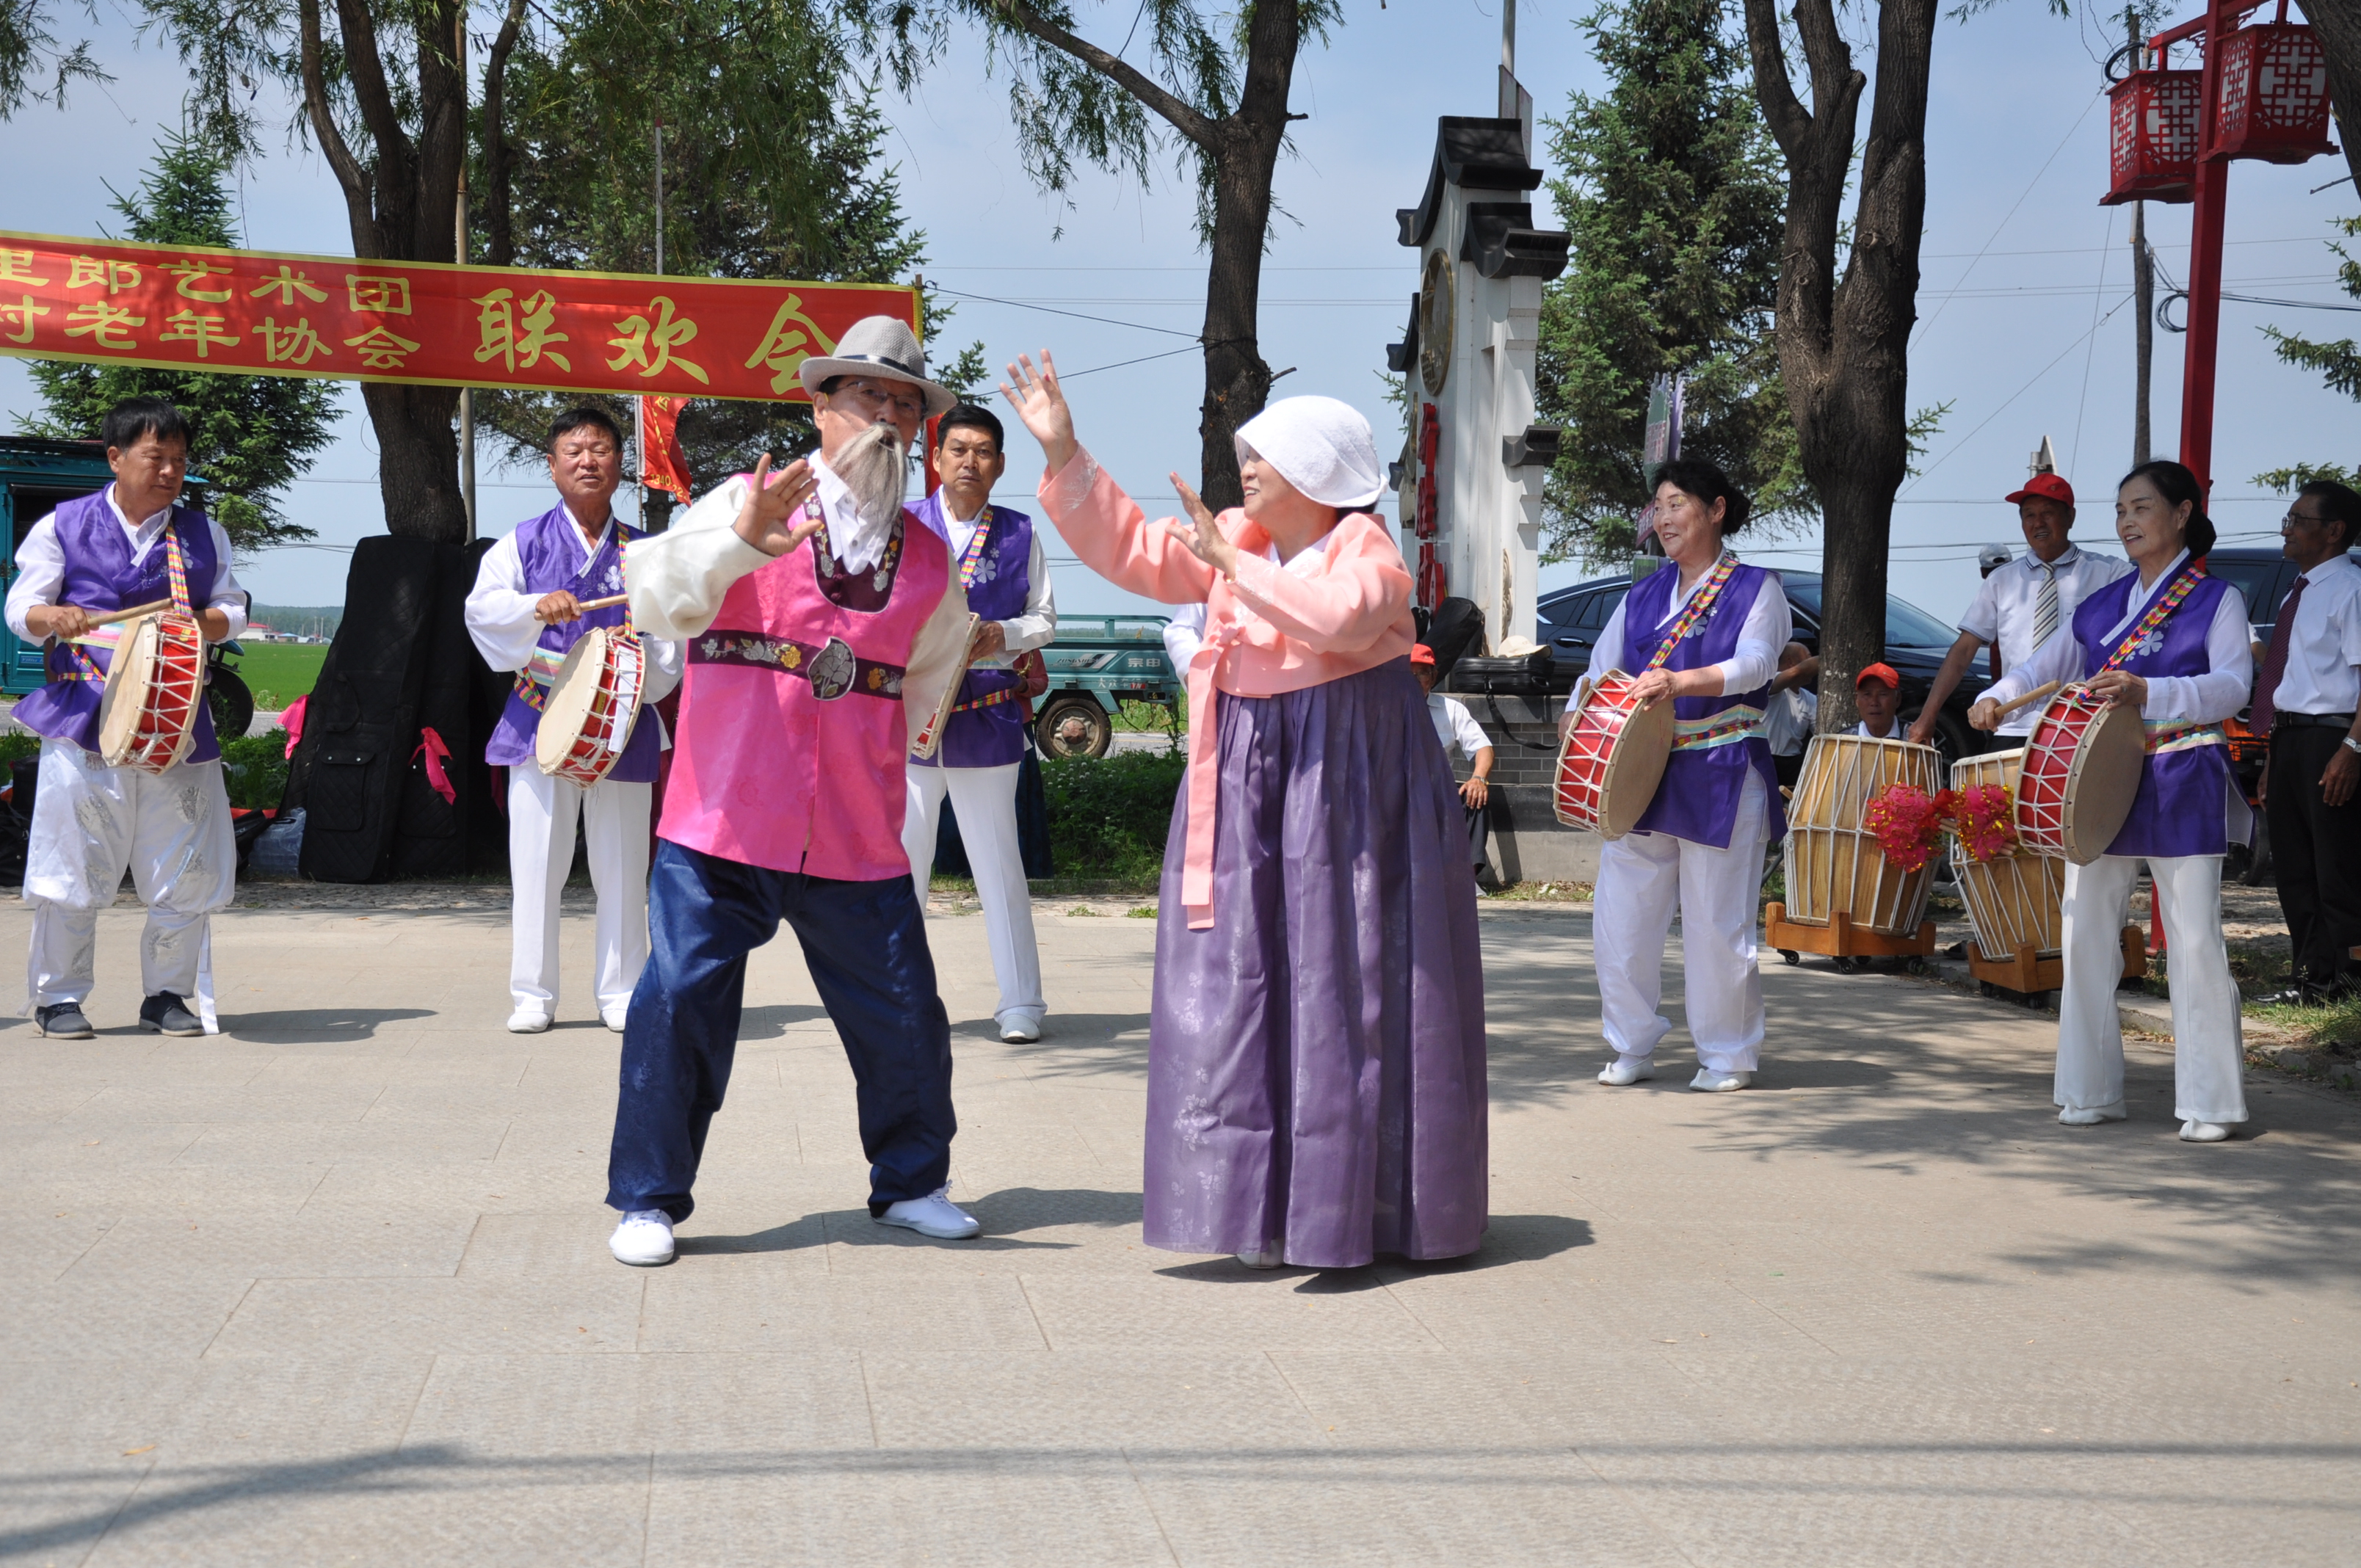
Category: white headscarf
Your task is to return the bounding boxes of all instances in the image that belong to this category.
[1233,396,1385,511]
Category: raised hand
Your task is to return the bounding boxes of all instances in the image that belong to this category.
[1160,473,1239,578]
[534,589,584,625]
[732,454,823,558]
[999,352,1078,473]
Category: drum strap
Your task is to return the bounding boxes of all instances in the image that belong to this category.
[56,523,200,688]
[1645,552,1740,670]
[951,686,1025,715]
[511,520,637,713]
[2099,564,2203,672]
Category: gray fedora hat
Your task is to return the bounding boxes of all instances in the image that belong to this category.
[797,314,958,417]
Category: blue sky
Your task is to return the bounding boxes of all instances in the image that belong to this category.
[1,0,2353,628]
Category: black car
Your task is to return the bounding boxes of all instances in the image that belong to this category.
[1536,568,1991,769]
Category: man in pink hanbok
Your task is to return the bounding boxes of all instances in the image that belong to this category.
[1003,354,1489,1271]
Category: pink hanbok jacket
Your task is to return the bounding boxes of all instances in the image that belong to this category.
[1038,446,1415,928]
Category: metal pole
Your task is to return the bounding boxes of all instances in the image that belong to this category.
[2177,0,2233,493]
[456,4,475,541]
[2130,10,2153,468]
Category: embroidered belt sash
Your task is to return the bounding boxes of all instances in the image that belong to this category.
[2145,719,2227,755]
[1672,702,1765,751]
[950,686,1023,715]
[691,628,904,701]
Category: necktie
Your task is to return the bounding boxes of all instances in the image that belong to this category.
[2031,562,2059,650]
[2252,573,2306,737]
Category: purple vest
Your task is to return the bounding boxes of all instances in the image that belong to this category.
[14,490,223,764]
[909,490,1035,770]
[482,505,659,783]
[2072,567,2241,858]
[1620,560,1786,848]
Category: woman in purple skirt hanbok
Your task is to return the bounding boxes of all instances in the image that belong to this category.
[1001,352,1489,1270]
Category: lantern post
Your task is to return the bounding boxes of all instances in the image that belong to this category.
[2103,0,2341,495]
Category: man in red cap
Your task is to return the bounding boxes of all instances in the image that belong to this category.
[1911,472,2131,747]
[1853,663,1904,738]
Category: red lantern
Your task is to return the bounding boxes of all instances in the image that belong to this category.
[2101,68,2202,204]
[2211,23,2339,164]
[1416,542,1446,611]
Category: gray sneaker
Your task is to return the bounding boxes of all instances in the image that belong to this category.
[139,992,203,1037]
[34,1003,94,1039]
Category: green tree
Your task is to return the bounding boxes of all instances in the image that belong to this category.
[2250,217,2360,494]
[17,130,338,552]
[0,0,106,117]
[468,0,981,506]
[1534,0,1802,566]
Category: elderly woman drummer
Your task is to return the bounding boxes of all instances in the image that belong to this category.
[1972,460,2254,1143]
[1575,458,1794,1092]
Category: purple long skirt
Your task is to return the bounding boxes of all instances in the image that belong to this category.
[1145,657,1489,1268]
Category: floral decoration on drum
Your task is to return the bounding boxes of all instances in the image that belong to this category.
[1950,783,2020,864]
[1863,783,1957,874]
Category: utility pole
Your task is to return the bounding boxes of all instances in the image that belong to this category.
[2128,7,2154,468]
[456,4,476,542]
[639,120,668,531]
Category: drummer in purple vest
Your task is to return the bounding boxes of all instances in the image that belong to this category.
[464,407,683,1034]
[4,396,247,1039]
[604,316,976,1267]
[1573,458,1792,1092]
[1973,460,2253,1143]
[899,404,1056,1042]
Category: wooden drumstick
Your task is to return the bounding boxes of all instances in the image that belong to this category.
[573,593,628,612]
[81,598,175,630]
[1993,680,2063,720]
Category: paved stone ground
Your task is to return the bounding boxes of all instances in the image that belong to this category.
[4,895,2360,1567]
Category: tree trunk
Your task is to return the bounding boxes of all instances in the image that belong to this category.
[299,0,472,543]
[1192,0,1299,511]
[2310,0,2361,197]
[1742,0,1935,733]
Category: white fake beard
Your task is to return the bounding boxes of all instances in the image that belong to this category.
[835,421,910,531]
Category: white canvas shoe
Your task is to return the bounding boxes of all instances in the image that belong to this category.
[609,1209,675,1266]
[998,1009,1044,1044]
[2179,1119,2233,1143]
[601,1008,628,1033]
[1597,1056,1655,1086]
[507,1009,551,1034]
[1236,1244,1284,1269]
[2059,1103,2128,1125]
[876,1187,981,1239]
[1689,1068,1752,1092]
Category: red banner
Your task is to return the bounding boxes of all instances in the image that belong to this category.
[641,395,694,501]
[0,231,918,402]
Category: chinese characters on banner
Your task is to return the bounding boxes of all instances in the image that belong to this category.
[0,232,916,402]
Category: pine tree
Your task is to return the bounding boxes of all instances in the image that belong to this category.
[1534,0,1804,565]
[18,131,338,552]
[2254,216,2361,492]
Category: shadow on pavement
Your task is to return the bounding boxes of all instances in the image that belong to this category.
[220,1006,437,1041]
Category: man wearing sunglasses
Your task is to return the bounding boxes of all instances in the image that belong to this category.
[2252,479,2361,1006]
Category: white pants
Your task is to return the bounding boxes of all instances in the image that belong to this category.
[901,759,1044,1026]
[1593,769,1770,1072]
[507,766,650,1020]
[2059,854,2246,1124]
[23,738,234,1031]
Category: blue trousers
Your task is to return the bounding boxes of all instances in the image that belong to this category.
[606,839,957,1222]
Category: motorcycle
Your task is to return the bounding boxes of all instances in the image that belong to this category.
[206,637,255,742]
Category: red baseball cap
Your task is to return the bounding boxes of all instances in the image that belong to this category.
[2006,473,2075,508]
[1410,644,1437,667]
[1856,662,1901,691]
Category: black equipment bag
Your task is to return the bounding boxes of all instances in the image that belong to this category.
[288,537,446,883]
[1423,596,1485,672]
[390,537,501,879]
[1446,648,1555,697]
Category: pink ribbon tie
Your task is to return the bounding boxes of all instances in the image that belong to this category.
[413,726,457,806]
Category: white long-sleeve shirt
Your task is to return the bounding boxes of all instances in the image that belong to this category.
[463,502,681,706]
[1164,601,1205,669]
[624,473,971,742]
[1586,570,1791,696]
[938,497,1056,665]
[1983,551,2253,729]
[5,485,247,643]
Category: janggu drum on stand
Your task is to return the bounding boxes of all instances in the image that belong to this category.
[1765,733,1943,973]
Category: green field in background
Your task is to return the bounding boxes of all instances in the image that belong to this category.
[234,643,330,711]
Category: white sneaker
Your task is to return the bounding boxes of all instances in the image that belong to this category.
[876,1186,981,1239]
[2179,1119,2233,1143]
[997,1009,1044,1043]
[609,1209,675,1266]
[601,1008,628,1033]
[1597,1056,1655,1086]
[507,1009,551,1034]
[1689,1068,1752,1092]
[2059,1103,2128,1125]
[1236,1244,1284,1269]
